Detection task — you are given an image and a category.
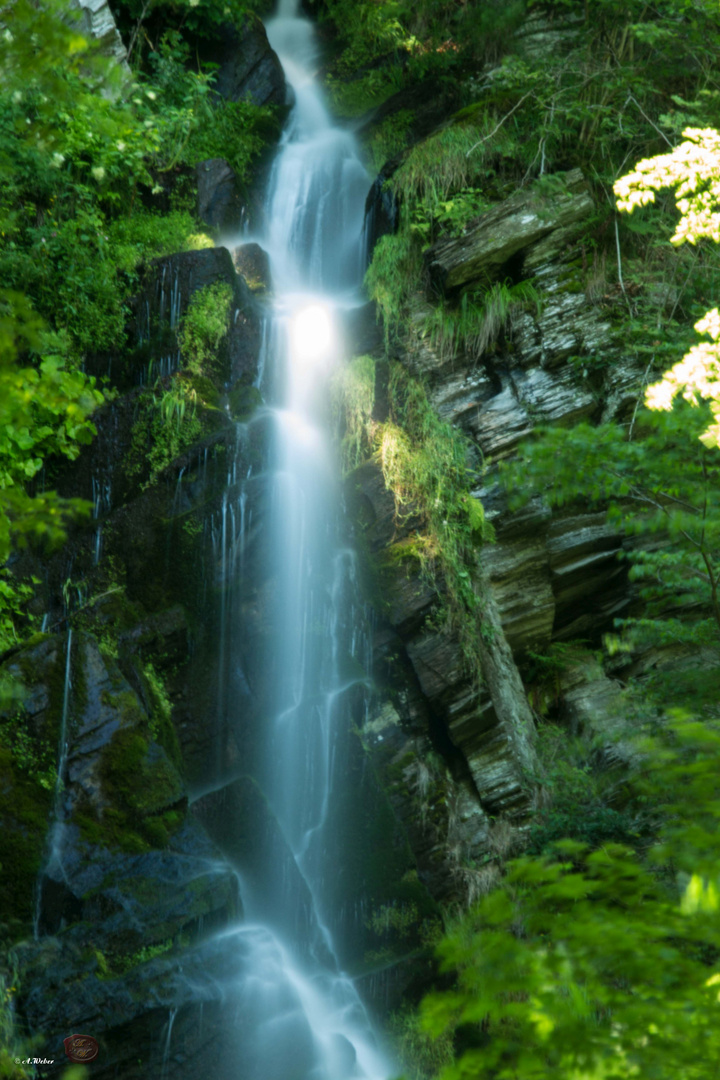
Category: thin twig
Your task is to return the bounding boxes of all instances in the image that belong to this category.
[615,217,634,318]
[127,0,153,63]
[628,357,654,442]
[465,89,534,158]
[668,252,700,323]
[625,93,673,148]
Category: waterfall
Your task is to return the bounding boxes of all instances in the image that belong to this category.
[201,3,392,1077]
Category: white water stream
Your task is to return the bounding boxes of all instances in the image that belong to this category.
[209,3,392,1077]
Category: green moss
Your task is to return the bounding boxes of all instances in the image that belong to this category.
[330,354,376,473]
[366,108,414,172]
[101,725,183,814]
[73,719,185,854]
[0,746,53,925]
[380,538,427,566]
[141,662,182,771]
[178,281,233,382]
[349,363,494,680]
[185,372,221,409]
[123,385,208,492]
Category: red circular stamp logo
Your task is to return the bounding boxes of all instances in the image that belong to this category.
[63,1034,100,1063]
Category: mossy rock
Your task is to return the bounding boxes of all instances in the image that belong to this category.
[101,726,184,813]
[228,380,262,421]
[184,372,221,408]
[73,720,186,854]
[0,746,53,925]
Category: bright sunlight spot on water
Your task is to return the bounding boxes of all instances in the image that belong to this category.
[290,302,334,367]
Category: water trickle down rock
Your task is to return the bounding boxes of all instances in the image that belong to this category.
[4,630,242,1077]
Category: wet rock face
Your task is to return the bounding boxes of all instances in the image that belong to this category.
[194,776,323,953]
[6,631,239,1078]
[134,246,263,385]
[196,158,245,233]
[3,226,276,1071]
[363,162,400,263]
[214,15,286,108]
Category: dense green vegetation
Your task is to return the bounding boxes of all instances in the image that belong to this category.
[0,0,276,677]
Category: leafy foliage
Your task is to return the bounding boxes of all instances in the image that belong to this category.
[0,1,276,669]
[0,298,103,653]
[615,127,720,445]
[420,717,720,1080]
[503,401,720,649]
[178,281,233,377]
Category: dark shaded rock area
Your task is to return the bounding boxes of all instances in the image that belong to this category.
[3,632,240,1079]
[3,244,272,1077]
[363,160,400,263]
[233,241,272,292]
[213,14,286,109]
[346,165,674,904]
[196,158,245,233]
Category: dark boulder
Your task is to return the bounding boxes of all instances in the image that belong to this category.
[214,15,286,109]
[8,629,241,1078]
[362,161,400,265]
[233,242,272,293]
[138,247,263,384]
[196,158,245,233]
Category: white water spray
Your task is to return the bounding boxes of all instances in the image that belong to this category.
[207,2,393,1077]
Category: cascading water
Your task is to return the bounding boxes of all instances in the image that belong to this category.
[202,2,393,1077]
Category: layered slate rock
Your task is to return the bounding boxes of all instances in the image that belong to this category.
[425,168,594,293]
[67,0,130,74]
[348,164,661,903]
[349,461,537,829]
[362,701,491,901]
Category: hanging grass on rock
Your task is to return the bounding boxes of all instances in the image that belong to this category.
[380,372,496,676]
[420,278,542,364]
[331,354,376,472]
[334,356,494,680]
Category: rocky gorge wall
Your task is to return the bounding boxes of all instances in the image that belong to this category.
[345,158,718,909]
